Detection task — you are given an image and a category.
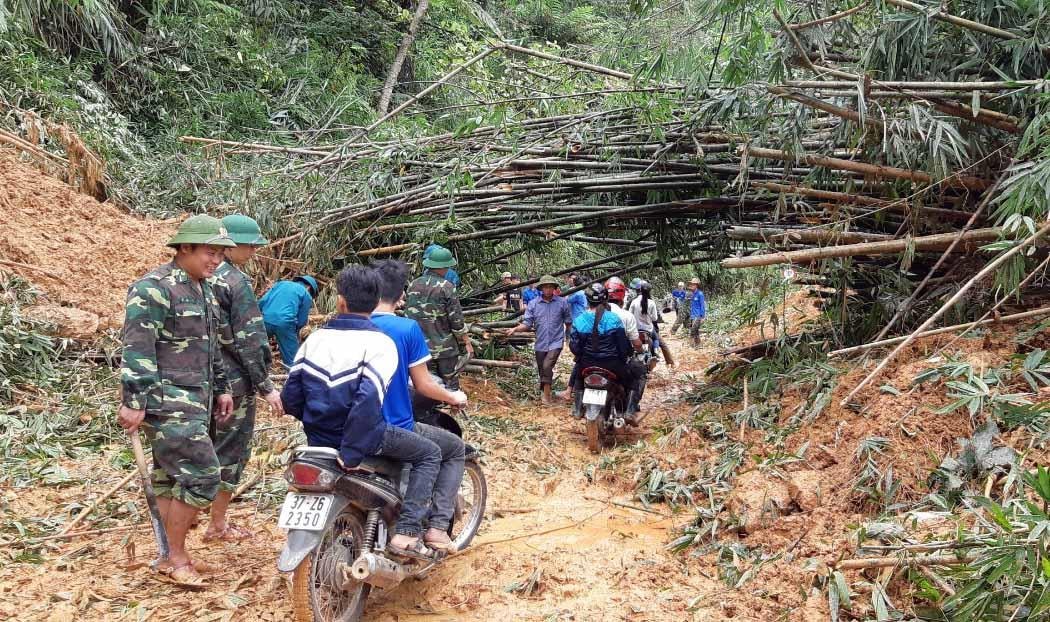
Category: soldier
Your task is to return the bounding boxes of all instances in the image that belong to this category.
[405,247,473,390]
[205,214,285,542]
[117,214,236,587]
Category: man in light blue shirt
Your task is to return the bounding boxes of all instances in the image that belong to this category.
[259,275,318,367]
[505,275,572,404]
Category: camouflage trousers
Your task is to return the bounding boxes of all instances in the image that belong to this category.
[142,414,220,509]
[211,395,256,493]
[427,356,460,391]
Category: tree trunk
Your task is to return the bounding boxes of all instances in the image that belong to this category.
[378,0,431,114]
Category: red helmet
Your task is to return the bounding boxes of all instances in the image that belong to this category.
[604,277,626,303]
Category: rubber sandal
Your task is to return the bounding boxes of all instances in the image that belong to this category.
[423,530,455,552]
[202,524,252,542]
[387,538,437,561]
[155,562,208,588]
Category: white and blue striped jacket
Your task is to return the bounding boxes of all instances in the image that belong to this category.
[281,314,398,466]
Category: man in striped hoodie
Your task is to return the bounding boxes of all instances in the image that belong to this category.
[281,265,443,559]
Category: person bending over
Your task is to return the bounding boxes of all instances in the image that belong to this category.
[281,265,442,559]
[371,259,469,552]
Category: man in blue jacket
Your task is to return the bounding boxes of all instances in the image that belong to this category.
[259,275,318,367]
[281,265,442,559]
[687,277,707,346]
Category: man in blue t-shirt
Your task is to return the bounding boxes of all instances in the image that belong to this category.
[370,260,469,552]
[687,277,707,347]
[670,281,687,334]
[521,278,540,306]
[565,274,588,320]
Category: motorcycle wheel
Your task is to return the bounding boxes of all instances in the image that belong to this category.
[448,458,487,550]
[586,417,601,453]
[291,509,371,622]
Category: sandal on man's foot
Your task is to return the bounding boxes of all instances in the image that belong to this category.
[155,561,208,588]
[202,523,252,542]
[423,529,455,552]
[387,537,437,561]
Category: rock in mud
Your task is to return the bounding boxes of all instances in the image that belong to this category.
[25,304,100,339]
[727,471,795,533]
[787,470,824,512]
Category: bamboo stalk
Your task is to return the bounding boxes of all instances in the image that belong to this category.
[836,552,978,570]
[59,470,138,535]
[721,228,1002,268]
[842,220,1050,404]
[828,306,1050,357]
[746,146,990,191]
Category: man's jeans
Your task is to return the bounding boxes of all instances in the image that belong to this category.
[415,422,465,531]
[374,425,441,537]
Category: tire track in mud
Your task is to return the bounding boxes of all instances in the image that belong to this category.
[362,335,722,622]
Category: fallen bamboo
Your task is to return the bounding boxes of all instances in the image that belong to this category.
[16,523,145,545]
[746,146,991,191]
[836,552,979,570]
[828,306,1050,357]
[467,358,522,368]
[842,220,1050,404]
[727,226,892,245]
[59,470,138,535]
[722,228,1002,268]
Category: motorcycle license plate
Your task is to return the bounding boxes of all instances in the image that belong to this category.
[582,388,607,406]
[277,493,334,531]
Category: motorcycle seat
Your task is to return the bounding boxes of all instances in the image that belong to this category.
[356,456,405,480]
[580,366,619,381]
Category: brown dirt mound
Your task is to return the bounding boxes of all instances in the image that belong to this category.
[0,152,177,332]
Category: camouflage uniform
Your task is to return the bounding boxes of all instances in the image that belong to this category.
[121,262,229,509]
[210,261,274,492]
[405,272,466,390]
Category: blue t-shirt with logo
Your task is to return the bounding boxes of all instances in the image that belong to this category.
[370,312,433,430]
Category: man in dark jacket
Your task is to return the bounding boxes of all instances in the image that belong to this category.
[281,265,442,559]
[568,284,634,394]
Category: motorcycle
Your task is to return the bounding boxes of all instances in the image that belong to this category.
[576,366,630,453]
[277,392,487,622]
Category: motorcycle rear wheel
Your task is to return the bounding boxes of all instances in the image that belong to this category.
[449,458,487,550]
[586,417,601,453]
[291,509,371,622]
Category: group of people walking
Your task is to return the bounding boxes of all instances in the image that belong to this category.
[116,212,708,584]
[117,215,478,585]
[504,273,709,412]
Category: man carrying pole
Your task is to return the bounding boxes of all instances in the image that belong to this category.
[406,247,473,390]
[205,214,285,542]
[117,214,236,587]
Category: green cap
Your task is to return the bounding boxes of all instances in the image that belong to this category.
[167,214,236,248]
[422,247,458,269]
[222,214,269,246]
[536,274,560,288]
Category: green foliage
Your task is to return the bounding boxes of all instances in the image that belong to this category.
[0,276,64,402]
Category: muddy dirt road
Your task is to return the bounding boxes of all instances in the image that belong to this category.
[1,334,742,622]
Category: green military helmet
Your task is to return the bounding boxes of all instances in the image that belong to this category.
[167,214,237,248]
[221,214,269,246]
[422,246,458,269]
[536,274,560,288]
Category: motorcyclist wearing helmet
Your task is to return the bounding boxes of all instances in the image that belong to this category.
[567,285,635,412]
[628,280,662,354]
[604,277,643,351]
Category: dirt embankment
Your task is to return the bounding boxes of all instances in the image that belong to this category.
[0,152,176,334]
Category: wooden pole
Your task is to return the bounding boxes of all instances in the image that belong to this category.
[836,552,978,570]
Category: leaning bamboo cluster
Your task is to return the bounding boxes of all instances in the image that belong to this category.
[182,2,1048,345]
